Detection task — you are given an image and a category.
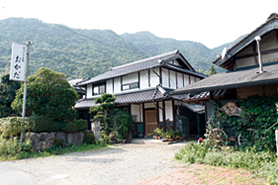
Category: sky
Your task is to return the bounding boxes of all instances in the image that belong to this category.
[0,0,277,49]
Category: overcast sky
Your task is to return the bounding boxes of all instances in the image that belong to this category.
[0,0,277,49]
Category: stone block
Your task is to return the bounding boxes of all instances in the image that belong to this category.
[55,132,67,146]
[67,132,84,145]
[30,133,40,152]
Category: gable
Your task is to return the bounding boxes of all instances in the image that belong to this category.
[235,30,278,70]
[214,13,278,71]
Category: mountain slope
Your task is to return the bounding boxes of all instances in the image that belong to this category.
[121,31,244,72]
[0,18,244,79]
[0,18,148,79]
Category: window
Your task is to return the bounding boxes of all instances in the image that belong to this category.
[93,83,106,96]
[122,82,139,91]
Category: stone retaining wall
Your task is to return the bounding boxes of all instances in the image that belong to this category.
[27,132,84,152]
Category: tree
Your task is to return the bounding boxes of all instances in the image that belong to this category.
[205,65,217,76]
[0,73,21,118]
[89,93,116,129]
[11,67,78,122]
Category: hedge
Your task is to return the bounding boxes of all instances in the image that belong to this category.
[30,116,88,133]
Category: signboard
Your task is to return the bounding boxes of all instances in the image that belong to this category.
[10,43,27,82]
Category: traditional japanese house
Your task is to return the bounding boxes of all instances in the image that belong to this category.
[74,50,206,137]
[172,13,278,123]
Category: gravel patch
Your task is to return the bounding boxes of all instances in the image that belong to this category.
[0,141,188,185]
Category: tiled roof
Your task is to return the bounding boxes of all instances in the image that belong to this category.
[74,86,165,109]
[77,50,198,86]
[172,62,278,94]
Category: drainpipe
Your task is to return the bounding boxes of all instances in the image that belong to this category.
[255,36,264,73]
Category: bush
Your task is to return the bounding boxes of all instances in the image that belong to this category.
[30,116,64,133]
[64,120,88,133]
[53,138,63,148]
[83,132,95,144]
[175,143,278,184]
[0,117,30,137]
[30,116,88,133]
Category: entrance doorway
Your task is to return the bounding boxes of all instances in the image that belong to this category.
[145,109,157,136]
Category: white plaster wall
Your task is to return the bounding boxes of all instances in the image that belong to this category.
[190,76,196,84]
[165,100,173,121]
[159,102,163,122]
[123,73,138,84]
[150,67,159,87]
[140,70,149,89]
[140,104,143,122]
[144,102,156,108]
[170,70,176,89]
[106,79,113,94]
[184,74,190,86]
[177,72,183,89]
[162,68,169,88]
[173,60,180,66]
[87,84,93,98]
[114,77,121,93]
[131,104,141,122]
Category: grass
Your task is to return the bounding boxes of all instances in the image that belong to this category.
[0,142,108,161]
[174,142,278,184]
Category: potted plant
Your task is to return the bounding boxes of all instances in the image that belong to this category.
[153,128,164,139]
[166,129,175,142]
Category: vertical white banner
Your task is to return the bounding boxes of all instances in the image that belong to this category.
[10,43,27,82]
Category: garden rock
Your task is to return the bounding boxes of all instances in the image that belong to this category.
[67,132,84,145]
[30,133,40,152]
[55,132,67,146]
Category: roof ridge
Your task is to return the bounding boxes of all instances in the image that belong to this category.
[111,50,179,70]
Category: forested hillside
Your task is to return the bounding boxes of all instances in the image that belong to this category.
[0,18,244,79]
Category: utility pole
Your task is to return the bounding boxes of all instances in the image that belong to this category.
[19,41,31,144]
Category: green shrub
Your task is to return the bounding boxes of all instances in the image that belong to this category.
[30,116,64,133]
[174,142,208,163]
[64,119,88,133]
[53,138,63,148]
[83,132,95,144]
[19,139,32,152]
[30,116,88,133]
[0,117,30,137]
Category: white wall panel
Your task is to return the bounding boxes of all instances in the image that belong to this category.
[170,70,176,89]
[161,68,169,88]
[87,84,93,98]
[131,104,140,122]
[106,79,113,94]
[144,102,156,108]
[140,104,143,122]
[173,60,179,66]
[184,74,190,86]
[159,102,163,122]
[165,100,173,121]
[140,70,148,89]
[190,76,196,84]
[177,72,183,89]
[123,73,138,84]
[150,67,159,87]
[114,77,121,93]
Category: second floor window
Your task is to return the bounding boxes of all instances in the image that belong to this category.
[93,83,106,96]
[122,82,139,91]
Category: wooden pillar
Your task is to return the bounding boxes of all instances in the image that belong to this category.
[142,103,146,136]
[156,101,159,128]
[163,100,166,131]
[172,100,176,130]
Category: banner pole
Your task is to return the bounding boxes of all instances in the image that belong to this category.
[20,41,31,144]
